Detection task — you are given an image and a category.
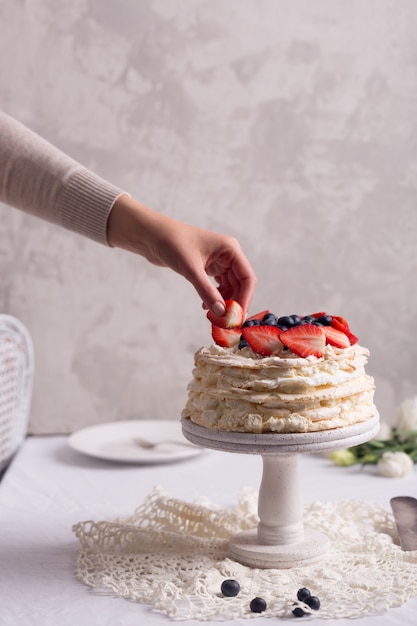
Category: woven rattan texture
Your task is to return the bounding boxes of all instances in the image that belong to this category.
[0,316,33,473]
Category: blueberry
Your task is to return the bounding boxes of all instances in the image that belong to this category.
[261,313,278,325]
[305,595,320,611]
[249,597,267,613]
[302,315,314,323]
[292,606,307,618]
[221,579,240,597]
[317,315,332,326]
[238,339,248,350]
[277,315,293,327]
[296,587,311,602]
[290,314,301,325]
[242,319,260,327]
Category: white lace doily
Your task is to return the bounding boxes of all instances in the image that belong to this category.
[72,487,417,620]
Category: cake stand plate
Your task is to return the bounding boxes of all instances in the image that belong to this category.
[182,415,380,569]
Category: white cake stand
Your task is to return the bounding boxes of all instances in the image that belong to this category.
[182,415,380,569]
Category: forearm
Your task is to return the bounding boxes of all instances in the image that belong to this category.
[0,112,256,312]
[0,111,124,244]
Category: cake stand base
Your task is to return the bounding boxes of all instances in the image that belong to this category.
[229,528,329,569]
[182,415,379,569]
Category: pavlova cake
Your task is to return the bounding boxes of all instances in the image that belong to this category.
[182,301,378,434]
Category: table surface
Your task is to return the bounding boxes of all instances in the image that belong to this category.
[1,433,417,626]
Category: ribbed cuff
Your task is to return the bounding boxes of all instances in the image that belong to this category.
[59,168,126,245]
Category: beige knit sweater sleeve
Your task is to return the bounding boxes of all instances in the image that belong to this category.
[0,111,125,245]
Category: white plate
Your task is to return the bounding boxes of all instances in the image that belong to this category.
[68,420,205,464]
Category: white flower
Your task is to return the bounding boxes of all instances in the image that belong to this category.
[377,451,414,478]
[330,449,357,466]
[373,421,392,441]
[397,396,417,432]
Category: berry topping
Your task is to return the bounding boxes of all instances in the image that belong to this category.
[249,597,267,613]
[207,299,244,329]
[242,318,261,328]
[330,317,350,333]
[279,324,326,358]
[346,331,359,345]
[262,312,279,325]
[246,309,269,322]
[220,579,240,597]
[314,314,333,326]
[277,315,292,327]
[241,325,283,356]
[332,314,350,329]
[211,325,241,348]
[238,338,249,350]
[206,300,359,355]
[296,587,311,602]
[277,314,301,328]
[330,318,359,345]
[321,325,351,349]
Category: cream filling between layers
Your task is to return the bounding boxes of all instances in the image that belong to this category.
[182,343,377,433]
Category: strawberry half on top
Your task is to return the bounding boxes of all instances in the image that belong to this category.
[330,317,359,345]
[211,324,241,348]
[279,324,326,358]
[207,299,244,329]
[321,325,351,349]
[241,325,283,357]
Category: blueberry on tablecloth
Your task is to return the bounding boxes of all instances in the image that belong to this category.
[220,579,240,597]
[250,597,267,613]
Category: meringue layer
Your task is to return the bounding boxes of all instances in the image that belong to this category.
[182,343,378,433]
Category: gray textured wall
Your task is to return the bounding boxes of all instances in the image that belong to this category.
[0,0,416,433]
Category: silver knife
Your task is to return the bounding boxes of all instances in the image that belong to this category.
[390,496,417,551]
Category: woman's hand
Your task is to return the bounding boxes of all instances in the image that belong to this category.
[107,194,257,315]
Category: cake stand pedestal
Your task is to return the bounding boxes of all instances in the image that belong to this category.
[182,415,380,569]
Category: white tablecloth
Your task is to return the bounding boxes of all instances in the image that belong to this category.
[1,434,416,625]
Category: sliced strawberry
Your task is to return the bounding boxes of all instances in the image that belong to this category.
[241,325,283,356]
[346,331,359,345]
[331,315,350,331]
[310,311,327,319]
[330,318,349,333]
[330,318,358,345]
[207,299,244,329]
[246,309,269,322]
[321,325,350,349]
[211,325,241,348]
[280,324,325,358]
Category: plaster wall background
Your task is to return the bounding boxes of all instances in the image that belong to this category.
[0,0,416,433]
